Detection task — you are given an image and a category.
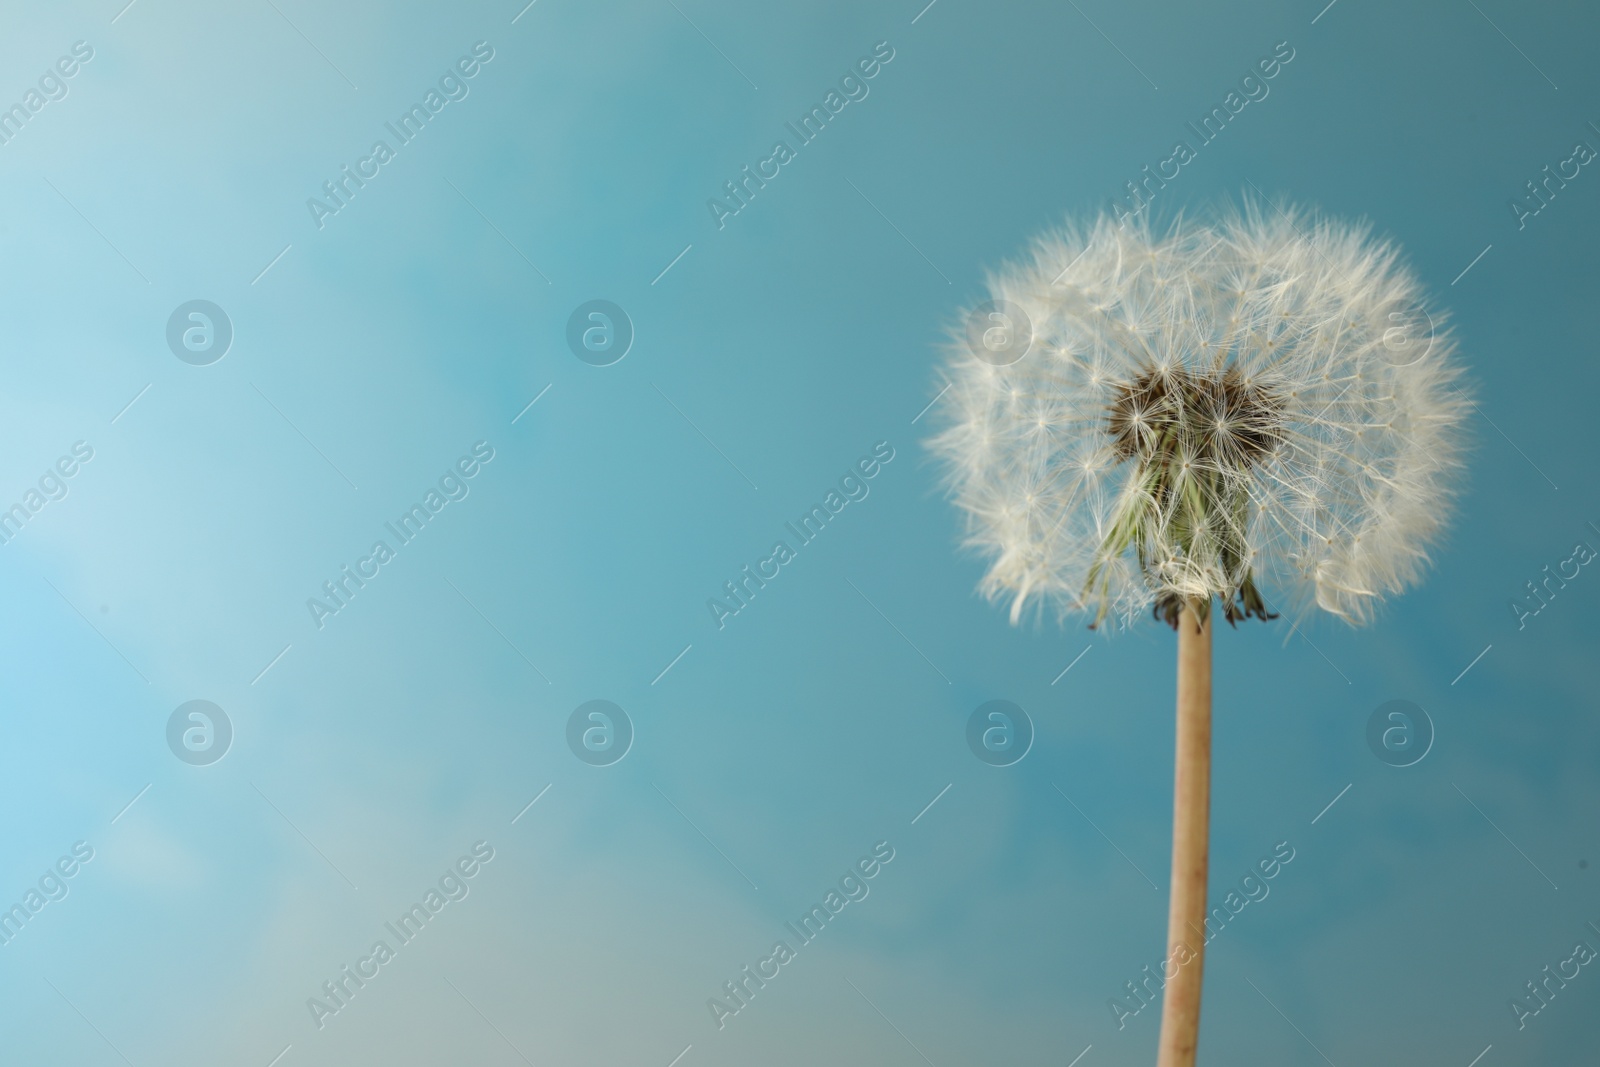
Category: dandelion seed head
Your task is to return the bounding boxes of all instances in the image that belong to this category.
[929,202,1470,630]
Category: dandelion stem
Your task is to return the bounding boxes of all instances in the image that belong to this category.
[1157,603,1211,1067]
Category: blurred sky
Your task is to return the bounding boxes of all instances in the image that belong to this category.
[0,0,1596,1064]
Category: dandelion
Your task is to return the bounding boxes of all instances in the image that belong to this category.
[929,201,1468,1066]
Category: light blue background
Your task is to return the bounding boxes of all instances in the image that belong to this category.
[0,0,1596,1064]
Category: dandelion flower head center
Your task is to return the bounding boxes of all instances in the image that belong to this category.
[1090,364,1284,629]
[1106,366,1285,469]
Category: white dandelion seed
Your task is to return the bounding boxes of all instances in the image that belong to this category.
[928,200,1469,1067]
